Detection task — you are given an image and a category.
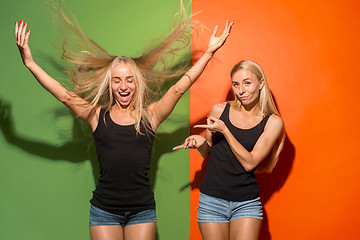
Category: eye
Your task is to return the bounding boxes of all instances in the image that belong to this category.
[112,77,120,83]
[244,81,251,86]
[126,76,134,83]
[232,82,239,87]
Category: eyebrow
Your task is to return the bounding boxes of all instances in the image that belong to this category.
[232,78,251,83]
[112,76,134,79]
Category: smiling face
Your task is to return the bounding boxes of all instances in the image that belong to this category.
[231,68,264,107]
[111,62,136,108]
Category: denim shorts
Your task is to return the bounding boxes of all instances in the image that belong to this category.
[89,204,157,226]
[197,192,263,222]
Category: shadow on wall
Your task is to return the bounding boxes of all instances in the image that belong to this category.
[188,90,295,240]
[0,98,100,183]
[256,135,295,240]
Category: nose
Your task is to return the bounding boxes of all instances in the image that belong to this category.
[120,81,127,90]
[239,84,246,95]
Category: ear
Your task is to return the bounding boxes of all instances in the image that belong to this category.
[259,78,265,90]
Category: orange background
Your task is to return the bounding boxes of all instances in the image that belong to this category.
[190,0,360,239]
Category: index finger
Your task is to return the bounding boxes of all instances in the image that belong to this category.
[172,144,185,151]
[193,124,210,129]
[211,25,219,37]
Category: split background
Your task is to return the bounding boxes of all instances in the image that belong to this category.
[0,0,359,239]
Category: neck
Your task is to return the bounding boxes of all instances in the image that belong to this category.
[113,102,133,113]
[239,99,263,116]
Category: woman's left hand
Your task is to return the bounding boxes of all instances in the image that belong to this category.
[194,115,227,133]
[207,20,233,54]
[172,135,206,151]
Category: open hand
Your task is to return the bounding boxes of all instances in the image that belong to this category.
[207,20,234,54]
[15,20,33,66]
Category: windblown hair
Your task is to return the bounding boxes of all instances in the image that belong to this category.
[230,60,285,173]
[50,1,191,133]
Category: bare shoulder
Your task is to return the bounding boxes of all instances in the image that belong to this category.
[265,114,284,132]
[209,102,227,118]
[89,106,102,132]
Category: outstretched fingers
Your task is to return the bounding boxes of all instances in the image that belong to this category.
[221,20,233,39]
[15,20,33,66]
[15,20,30,47]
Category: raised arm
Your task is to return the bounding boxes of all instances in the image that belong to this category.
[148,21,234,130]
[195,114,284,172]
[15,20,99,130]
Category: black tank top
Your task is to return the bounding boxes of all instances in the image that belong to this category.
[90,108,155,214]
[200,103,271,202]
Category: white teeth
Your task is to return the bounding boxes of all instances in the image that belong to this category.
[120,92,130,96]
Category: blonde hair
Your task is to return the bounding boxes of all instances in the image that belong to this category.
[51,1,191,133]
[230,60,285,173]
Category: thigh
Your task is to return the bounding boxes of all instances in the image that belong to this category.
[124,222,156,240]
[229,218,261,240]
[199,222,229,240]
[90,225,123,240]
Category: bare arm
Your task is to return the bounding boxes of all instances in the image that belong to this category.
[15,20,99,130]
[172,134,211,158]
[195,113,284,172]
[149,21,234,130]
[172,103,226,158]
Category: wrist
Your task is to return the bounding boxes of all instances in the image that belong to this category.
[197,140,210,157]
[198,139,208,149]
[204,50,214,58]
[24,59,36,69]
[221,125,229,135]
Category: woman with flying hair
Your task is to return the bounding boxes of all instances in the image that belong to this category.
[14,3,233,239]
[173,60,285,240]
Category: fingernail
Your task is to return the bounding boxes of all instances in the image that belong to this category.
[15,21,17,25]
[192,138,195,140]
[186,139,190,142]
[20,20,23,24]
[206,115,210,118]
[27,29,30,33]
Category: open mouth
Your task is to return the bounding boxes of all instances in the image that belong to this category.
[120,92,130,97]
[118,92,132,104]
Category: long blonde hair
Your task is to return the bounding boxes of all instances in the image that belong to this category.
[51,1,191,133]
[230,60,285,173]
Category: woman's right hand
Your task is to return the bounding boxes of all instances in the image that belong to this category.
[15,20,33,66]
[172,135,206,151]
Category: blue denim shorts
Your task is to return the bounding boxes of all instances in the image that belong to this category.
[89,204,157,226]
[197,192,263,222]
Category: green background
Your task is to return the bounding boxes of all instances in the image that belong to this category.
[0,0,190,239]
